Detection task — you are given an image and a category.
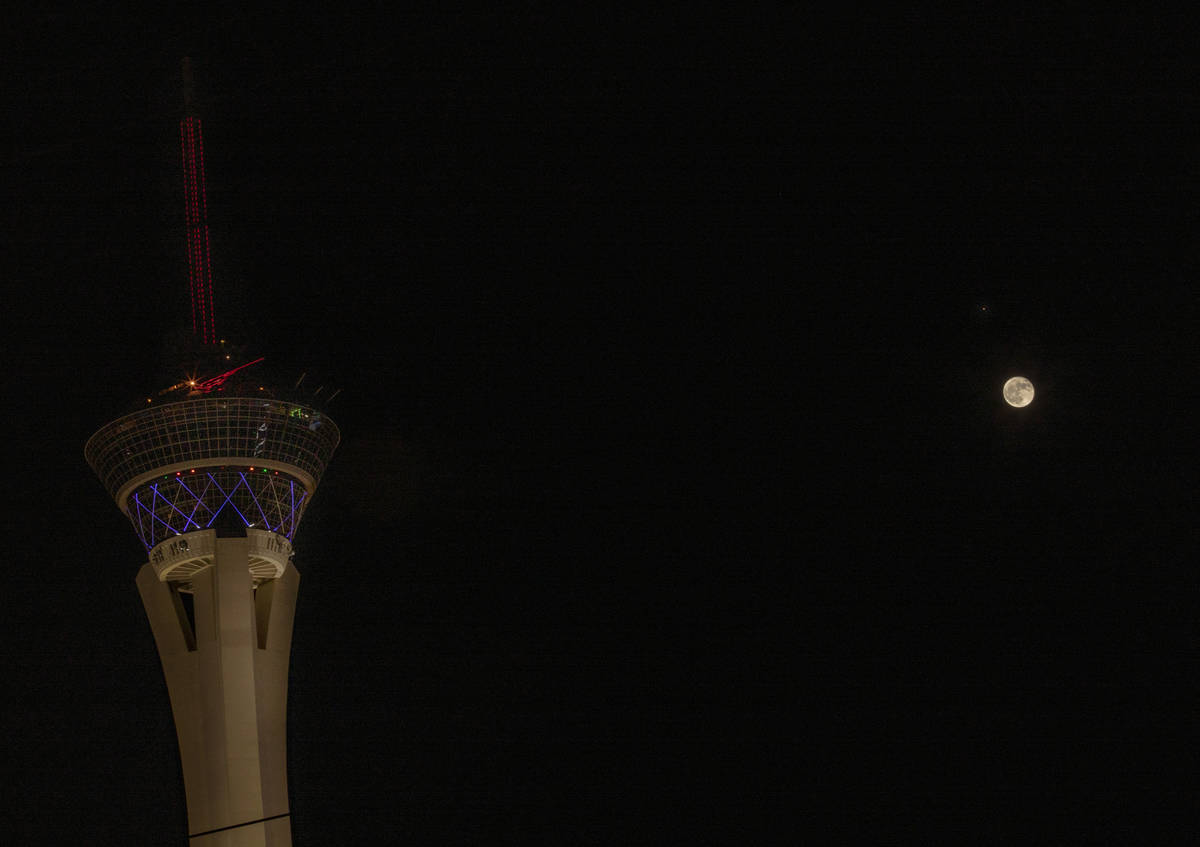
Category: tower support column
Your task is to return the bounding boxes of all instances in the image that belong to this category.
[137,535,299,845]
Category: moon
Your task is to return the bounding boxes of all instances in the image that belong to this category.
[1003,376,1035,408]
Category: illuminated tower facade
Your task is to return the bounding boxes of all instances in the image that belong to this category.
[84,60,338,845]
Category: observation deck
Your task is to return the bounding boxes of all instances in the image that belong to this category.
[86,396,339,551]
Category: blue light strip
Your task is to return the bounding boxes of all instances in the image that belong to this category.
[151,481,203,531]
[143,486,159,548]
[141,490,159,548]
[133,492,153,549]
[202,472,252,528]
[126,469,312,549]
[176,475,212,526]
[176,475,207,527]
[144,486,186,536]
[288,491,308,539]
[239,471,271,528]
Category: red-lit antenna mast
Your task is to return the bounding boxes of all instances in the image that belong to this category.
[181,57,216,345]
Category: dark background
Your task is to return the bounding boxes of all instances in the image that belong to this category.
[3,9,1195,842]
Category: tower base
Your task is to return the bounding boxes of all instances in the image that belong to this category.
[137,532,298,844]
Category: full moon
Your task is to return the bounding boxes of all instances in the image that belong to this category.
[1003,376,1035,408]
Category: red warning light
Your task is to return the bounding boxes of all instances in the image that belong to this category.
[181,115,216,344]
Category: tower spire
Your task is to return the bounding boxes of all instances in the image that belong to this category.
[180,57,216,345]
[85,61,340,844]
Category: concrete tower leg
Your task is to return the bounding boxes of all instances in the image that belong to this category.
[137,536,299,845]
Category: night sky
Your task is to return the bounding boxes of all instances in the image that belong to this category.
[4,10,1197,842]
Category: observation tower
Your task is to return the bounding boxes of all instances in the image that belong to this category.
[84,59,338,845]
